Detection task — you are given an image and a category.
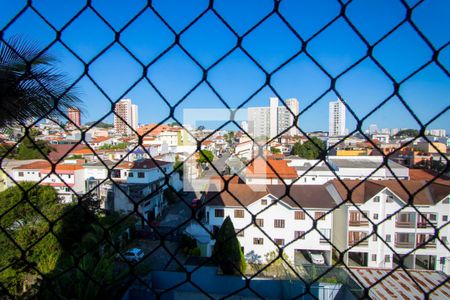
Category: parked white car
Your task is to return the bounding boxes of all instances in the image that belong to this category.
[122,248,144,262]
[308,251,325,265]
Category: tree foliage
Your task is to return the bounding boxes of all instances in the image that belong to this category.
[290,137,325,159]
[270,147,281,154]
[197,149,214,164]
[394,129,419,138]
[213,216,247,275]
[85,121,113,128]
[14,133,53,160]
[0,36,81,128]
[0,183,120,298]
[98,142,128,150]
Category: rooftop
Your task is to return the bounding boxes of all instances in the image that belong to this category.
[349,267,450,300]
[330,179,450,205]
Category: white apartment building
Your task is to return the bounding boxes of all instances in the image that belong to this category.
[114,99,139,135]
[244,156,409,186]
[12,160,86,203]
[328,98,346,137]
[247,97,299,139]
[328,180,450,275]
[111,159,179,221]
[201,182,335,263]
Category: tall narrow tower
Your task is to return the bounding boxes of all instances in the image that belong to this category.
[328,98,346,136]
[67,107,81,128]
[114,99,138,135]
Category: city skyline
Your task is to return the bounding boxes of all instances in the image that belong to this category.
[1,0,448,132]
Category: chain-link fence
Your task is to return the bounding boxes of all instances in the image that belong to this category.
[0,0,449,299]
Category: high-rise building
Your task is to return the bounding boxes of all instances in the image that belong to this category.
[67,107,81,128]
[114,99,138,135]
[368,123,378,134]
[328,99,346,136]
[247,97,300,139]
[131,104,138,130]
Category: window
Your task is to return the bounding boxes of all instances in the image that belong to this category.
[18,172,24,177]
[255,218,264,227]
[295,231,305,240]
[235,229,244,237]
[67,174,71,178]
[373,213,379,220]
[372,254,377,262]
[443,215,448,222]
[271,199,277,205]
[274,239,285,246]
[215,209,224,218]
[385,255,391,263]
[128,172,134,177]
[386,195,394,203]
[261,199,267,205]
[386,234,391,242]
[234,209,244,218]
[315,212,326,220]
[443,198,450,204]
[374,196,380,202]
[373,235,378,241]
[138,172,145,178]
[295,211,305,220]
[253,238,263,245]
[111,170,120,178]
[274,219,285,228]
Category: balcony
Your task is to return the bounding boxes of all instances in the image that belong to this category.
[394,241,414,248]
[348,239,368,247]
[395,221,415,228]
[417,221,437,228]
[349,220,369,227]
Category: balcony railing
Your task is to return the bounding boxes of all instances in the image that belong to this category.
[348,239,368,247]
[417,221,437,228]
[394,241,414,248]
[395,221,415,228]
[349,220,369,227]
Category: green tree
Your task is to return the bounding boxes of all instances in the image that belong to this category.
[290,137,325,159]
[85,121,113,128]
[0,36,81,128]
[15,132,53,160]
[213,216,247,275]
[394,129,419,138]
[197,149,214,164]
[270,147,281,154]
[98,142,128,150]
[173,155,183,177]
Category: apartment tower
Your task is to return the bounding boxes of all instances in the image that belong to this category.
[114,99,139,135]
[328,98,346,137]
[67,107,81,128]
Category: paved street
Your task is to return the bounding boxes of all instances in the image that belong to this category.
[159,192,196,229]
[202,152,230,178]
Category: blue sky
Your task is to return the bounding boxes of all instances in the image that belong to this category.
[1,0,449,133]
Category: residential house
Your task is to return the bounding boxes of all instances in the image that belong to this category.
[198,181,336,263]
[328,179,450,275]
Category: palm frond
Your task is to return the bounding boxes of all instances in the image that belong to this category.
[0,36,82,128]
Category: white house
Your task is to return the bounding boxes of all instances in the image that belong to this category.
[194,180,336,264]
[110,159,180,221]
[286,156,409,185]
[12,160,86,203]
[328,179,450,275]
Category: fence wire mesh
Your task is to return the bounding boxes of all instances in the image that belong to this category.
[0,0,449,299]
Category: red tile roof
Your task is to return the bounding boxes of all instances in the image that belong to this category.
[205,182,336,209]
[330,179,450,205]
[246,158,297,179]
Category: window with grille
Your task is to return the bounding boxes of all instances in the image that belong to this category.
[215,209,224,218]
[274,219,285,228]
[234,209,244,218]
